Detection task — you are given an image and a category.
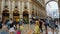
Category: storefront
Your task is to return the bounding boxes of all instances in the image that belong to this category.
[13,10,20,22]
[2,10,9,20]
[23,11,29,24]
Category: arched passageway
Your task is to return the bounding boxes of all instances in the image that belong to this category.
[2,10,9,20]
[46,1,59,19]
[13,10,20,22]
[46,1,59,23]
[23,11,29,24]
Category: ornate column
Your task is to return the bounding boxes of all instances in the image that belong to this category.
[0,0,2,20]
[1,0,5,20]
[12,0,15,19]
[20,1,24,20]
[8,0,12,19]
[18,1,20,19]
[58,0,60,24]
[27,1,32,29]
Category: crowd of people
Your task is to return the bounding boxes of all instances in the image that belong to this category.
[0,17,59,34]
[0,18,23,34]
[30,18,59,34]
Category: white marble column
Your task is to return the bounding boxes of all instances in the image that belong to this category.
[12,1,15,12]
[18,1,20,19]
[8,0,12,19]
[27,2,32,29]
[1,0,5,13]
[1,0,5,20]
[0,0,2,20]
[22,1,24,12]
[8,0,10,11]
[11,1,15,19]
[21,1,24,20]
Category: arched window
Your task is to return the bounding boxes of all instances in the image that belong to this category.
[46,1,59,18]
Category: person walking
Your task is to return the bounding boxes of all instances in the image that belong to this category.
[44,19,48,34]
[9,18,15,34]
[34,20,40,34]
[39,19,43,33]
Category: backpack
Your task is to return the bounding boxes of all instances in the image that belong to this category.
[17,31,21,34]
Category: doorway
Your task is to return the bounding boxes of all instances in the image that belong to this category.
[13,10,20,22]
[2,10,9,20]
[23,11,29,24]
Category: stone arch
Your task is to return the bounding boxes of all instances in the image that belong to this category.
[46,1,59,18]
[13,10,20,22]
[2,9,9,20]
[45,0,58,7]
[23,10,29,24]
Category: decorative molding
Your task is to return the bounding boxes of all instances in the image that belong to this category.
[32,0,45,10]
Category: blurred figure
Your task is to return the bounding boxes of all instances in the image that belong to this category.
[55,20,59,34]
[16,24,19,30]
[16,24,21,34]
[2,19,6,25]
[6,19,10,29]
[0,18,2,24]
[16,30,21,34]
[0,22,2,29]
[55,20,59,29]
[39,19,43,32]
[9,18,15,34]
[6,18,9,25]
[0,23,2,34]
[13,19,17,30]
[0,21,9,34]
[9,24,14,34]
[19,19,23,25]
[30,19,35,24]
[34,20,40,34]
[44,19,48,34]
[2,18,8,31]
[30,19,33,24]
[19,24,23,31]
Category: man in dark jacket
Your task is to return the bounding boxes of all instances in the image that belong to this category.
[39,19,43,32]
